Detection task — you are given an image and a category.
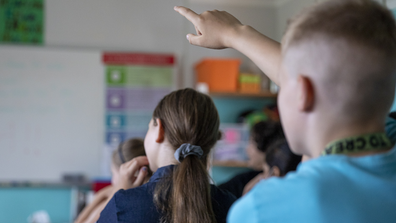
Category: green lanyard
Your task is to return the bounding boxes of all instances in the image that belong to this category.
[322,132,393,156]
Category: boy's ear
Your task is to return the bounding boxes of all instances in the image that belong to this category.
[271,166,281,177]
[155,119,165,143]
[297,75,315,112]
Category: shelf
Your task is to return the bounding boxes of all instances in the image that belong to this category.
[212,160,250,168]
[209,91,277,98]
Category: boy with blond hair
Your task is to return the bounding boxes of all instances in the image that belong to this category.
[176,0,396,222]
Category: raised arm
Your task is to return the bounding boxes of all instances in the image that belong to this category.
[174,6,282,86]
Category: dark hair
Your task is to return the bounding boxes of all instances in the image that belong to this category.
[112,138,146,168]
[265,139,302,176]
[153,88,220,223]
[251,121,284,153]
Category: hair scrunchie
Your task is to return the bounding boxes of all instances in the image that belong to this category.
[174,143,204,163]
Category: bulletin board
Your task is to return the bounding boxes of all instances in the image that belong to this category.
[0,46,175,181]
[0,45,103,181]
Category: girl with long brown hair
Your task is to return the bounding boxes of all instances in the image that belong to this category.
[98,88,236,223]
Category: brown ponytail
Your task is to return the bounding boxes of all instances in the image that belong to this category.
[153,88,219,223]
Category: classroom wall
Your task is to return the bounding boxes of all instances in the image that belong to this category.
[275,0,387,41]
[40,0,302,186]
[275,0,318,40]
[45,0,277,88]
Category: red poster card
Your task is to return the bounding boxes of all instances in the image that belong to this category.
[103,53,175,66]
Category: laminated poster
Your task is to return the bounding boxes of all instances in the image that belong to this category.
[101,53,175,176]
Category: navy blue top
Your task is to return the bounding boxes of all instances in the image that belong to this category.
[98,165,237,223]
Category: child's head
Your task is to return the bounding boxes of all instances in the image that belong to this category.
[247,121,284,170]
[263,139,302,177]
[144,88,220,171]
[146,88,220,223]
[111,138,146,185]
[278,0,396,157]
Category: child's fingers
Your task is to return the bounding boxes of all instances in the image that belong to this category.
[174,6,200,24]
[122,156,149,169]
[126,157,148,174]
[186,33,200,45]
[133,166,148,187]
[120,156,149,177]
[117,157,150,190]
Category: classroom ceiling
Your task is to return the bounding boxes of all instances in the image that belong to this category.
[188,0,292,7]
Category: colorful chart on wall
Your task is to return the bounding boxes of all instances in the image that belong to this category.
[0,0,44,44]
[101,53,175,176]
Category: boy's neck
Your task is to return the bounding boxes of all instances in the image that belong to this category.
[310,121,390,158]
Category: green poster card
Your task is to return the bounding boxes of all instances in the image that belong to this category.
[106,66,127,86]
[0,0,44,44]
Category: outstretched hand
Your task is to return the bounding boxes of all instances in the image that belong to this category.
[117,156,150,190]
[174,6,243,49]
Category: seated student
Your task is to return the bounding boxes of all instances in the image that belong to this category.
[218,121,284,198]
[243,139,302,195]
[98,88,236,223]
[75,138,149,223]
[175,0,396,222]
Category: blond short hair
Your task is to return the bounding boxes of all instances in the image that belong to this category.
[282,0,396,121]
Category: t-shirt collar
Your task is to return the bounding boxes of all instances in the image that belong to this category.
[149,165,175,182]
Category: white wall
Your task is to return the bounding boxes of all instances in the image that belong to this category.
[276,0,319,41]
[386,0,396,9]
[48,0,353,87]
[44,0,277,88]
[29,0,396,96]
[275,0,389,41]
[46,0,185,53]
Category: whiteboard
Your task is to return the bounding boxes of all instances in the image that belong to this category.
[0,46,104,181]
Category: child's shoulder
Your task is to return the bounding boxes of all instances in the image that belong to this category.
[113,182,156,208]
[233,148,396,222]
[266,147,396,191]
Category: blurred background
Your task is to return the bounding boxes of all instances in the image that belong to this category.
[0,0,394,222]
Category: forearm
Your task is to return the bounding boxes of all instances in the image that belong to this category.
[83,201,109,223]
[75,198,104,223]
[75,186,114,223]
[231,25,282,86]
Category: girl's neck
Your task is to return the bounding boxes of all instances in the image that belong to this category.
[154,143,179,171]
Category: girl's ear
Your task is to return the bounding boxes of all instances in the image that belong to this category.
[155,118,165,143]
[297,75,315,112]
[271,166,281,177]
